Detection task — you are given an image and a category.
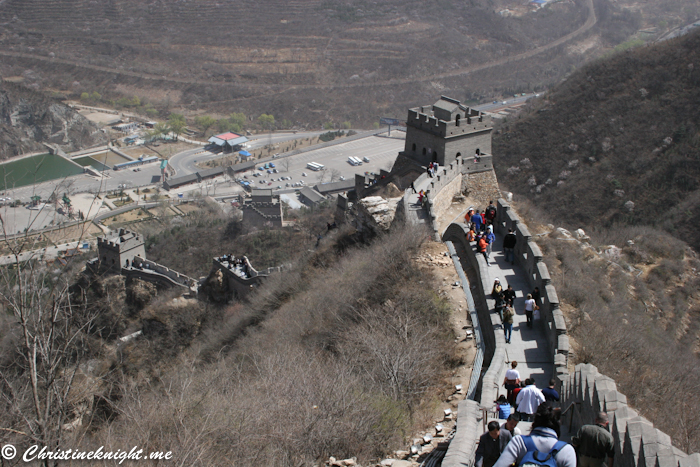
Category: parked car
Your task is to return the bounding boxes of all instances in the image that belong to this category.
[363,156,370,163]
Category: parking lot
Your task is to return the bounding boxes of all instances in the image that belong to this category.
[234,134,405,192]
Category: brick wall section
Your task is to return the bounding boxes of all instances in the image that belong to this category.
[561,364,700,467]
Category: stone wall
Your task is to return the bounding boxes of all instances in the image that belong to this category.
[430,172,463,226]
[561,364,700,467]
[127,256,196,289]
[461,170,502,208]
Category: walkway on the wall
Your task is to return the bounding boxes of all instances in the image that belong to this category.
[484,232,555,389]
[403,171,433,227]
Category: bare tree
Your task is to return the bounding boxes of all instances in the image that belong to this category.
[0,237,96,466]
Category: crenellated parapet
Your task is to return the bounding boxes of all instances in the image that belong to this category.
[560,364,700,467]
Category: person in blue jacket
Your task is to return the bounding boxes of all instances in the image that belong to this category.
[471,210,483,232]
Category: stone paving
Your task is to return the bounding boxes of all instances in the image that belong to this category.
[484,232,554,391]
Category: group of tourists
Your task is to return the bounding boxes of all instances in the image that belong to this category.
[501,362,559,418]
[490,278,540,342]
[475,365,614,467]
[427,161,440,178]
[466,201,500,263]
[476,404,614,467]
[466,200,498,232]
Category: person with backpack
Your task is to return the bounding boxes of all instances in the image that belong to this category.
[496,395,512,419]
[494,404,576,467]
[485,201,497,225]
[475,421,512,467]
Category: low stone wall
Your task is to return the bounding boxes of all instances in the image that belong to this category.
[442,222,507,467]
[494,199,569,379]
[561,364,700,467]
[430,172,463,227]
[442,223,507,407]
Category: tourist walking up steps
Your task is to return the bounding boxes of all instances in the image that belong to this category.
[478,234,489,262]
[503,361,520,403]
[503,304,515,343]
[503,228,517,264]
[494,404,576,467]
[503,284,516,308]
[492,278,504,319]
[471,210,483,232]
[502,414,522,436]
[524,293,537,328]
[572,412,615,467]
[485,200,497,226]
[475,421,512,467]
[542,379,561,406]
[486,225,496,261]
[516,378,546,422]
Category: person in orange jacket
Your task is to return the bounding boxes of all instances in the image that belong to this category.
[477,234,488,261]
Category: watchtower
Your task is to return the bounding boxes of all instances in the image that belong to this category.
[402,96,492,167]
[96,228,146,273]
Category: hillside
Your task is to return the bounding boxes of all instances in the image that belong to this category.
[493,29,700,249]
[0,0,654,126]
[0,80,107,159]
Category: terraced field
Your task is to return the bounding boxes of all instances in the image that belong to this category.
[0,0,644,124]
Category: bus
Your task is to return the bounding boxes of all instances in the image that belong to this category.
[306,162,324,171]
[347,157,361,166]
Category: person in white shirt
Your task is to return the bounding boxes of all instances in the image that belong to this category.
[524,293,536,328]
[503,361,521,404]
[516,378,546,422]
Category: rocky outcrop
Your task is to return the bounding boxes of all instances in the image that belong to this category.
[0,81,107,159]
[352,195,403,235]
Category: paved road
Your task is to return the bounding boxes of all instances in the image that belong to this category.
[168,131,325,176]
[0,239,92,266]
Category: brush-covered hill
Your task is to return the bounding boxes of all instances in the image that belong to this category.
[0,80,107,159]
[493,29,700,249]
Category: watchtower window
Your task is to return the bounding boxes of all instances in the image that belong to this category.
[412,143,416,152]
[455,115,461,127]
[423,148,426,155]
